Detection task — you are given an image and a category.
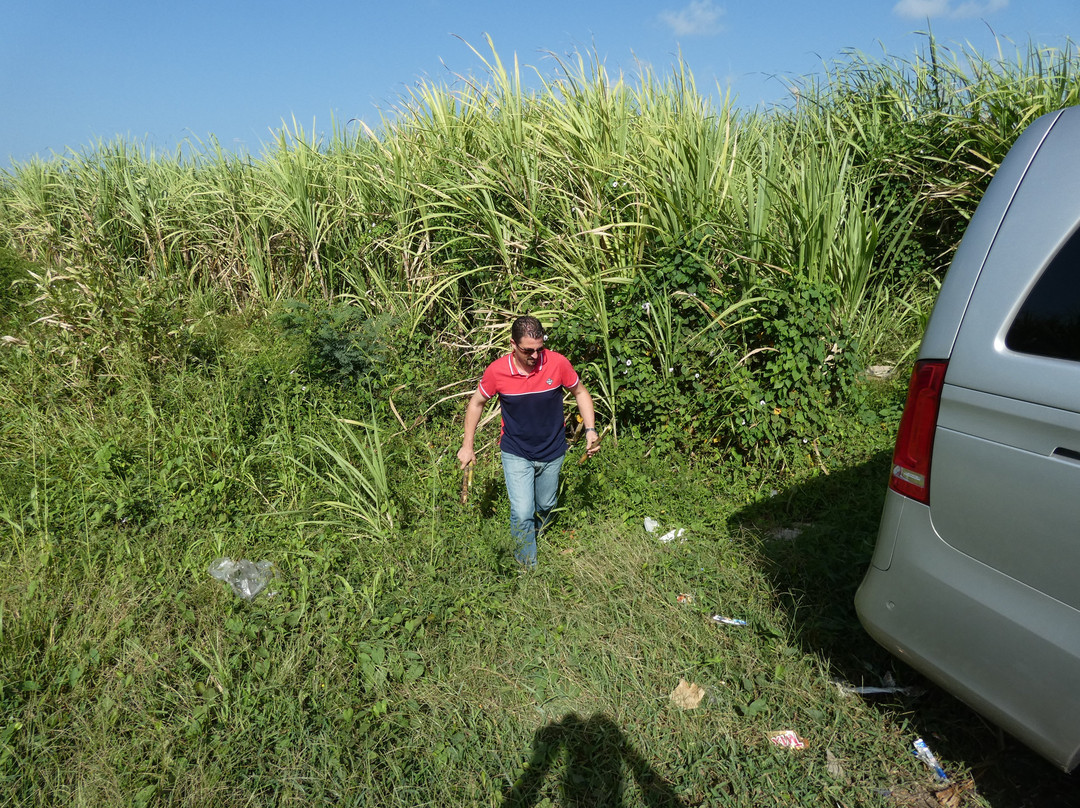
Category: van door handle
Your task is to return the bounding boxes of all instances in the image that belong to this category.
[1052,446,1080,462]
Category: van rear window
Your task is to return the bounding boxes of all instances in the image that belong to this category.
[1006,227,1080,361]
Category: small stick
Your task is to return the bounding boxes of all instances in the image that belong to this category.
[460,463,475,504]
[578,425,611,465]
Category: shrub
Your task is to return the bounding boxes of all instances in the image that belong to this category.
[725,281,862,464]
[551,236,752,454]
[277,300,396,386]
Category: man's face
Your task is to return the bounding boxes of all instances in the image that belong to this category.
[512,336,544,371]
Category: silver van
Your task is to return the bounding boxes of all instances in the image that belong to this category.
[856,106,1080,772]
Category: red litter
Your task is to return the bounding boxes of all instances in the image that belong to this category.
[769,730,806,749]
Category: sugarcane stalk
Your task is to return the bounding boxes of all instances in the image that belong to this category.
[460,463,475,504]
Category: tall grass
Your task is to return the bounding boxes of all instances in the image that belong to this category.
[0,312,945,806]
[3,228,1078,806]
[300,414,397,541]
[2,36,1076,421]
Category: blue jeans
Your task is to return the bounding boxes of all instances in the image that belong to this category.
[501,451,565,567]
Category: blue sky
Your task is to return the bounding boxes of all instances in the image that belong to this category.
[2,0,1076,166]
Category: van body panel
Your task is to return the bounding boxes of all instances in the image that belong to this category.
[858,106,1080,772]
[855,492,1080,772]
[931,417,1080,611]
[868,493,904,571]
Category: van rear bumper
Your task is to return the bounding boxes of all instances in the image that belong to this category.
[855,490,1080,772]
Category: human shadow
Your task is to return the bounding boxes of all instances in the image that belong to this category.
[728,450,1080,807]
[502,712,683,808]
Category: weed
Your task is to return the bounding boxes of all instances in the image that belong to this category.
[277,299,396,386]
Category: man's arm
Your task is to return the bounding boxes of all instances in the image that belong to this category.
[457,389,488,469]
[569,381,601,457]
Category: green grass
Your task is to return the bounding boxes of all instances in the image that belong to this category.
[0,280,1075,807]
[0,450,896,806]
[2,335,1072,807]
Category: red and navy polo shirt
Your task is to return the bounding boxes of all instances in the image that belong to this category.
[477,349,580,462]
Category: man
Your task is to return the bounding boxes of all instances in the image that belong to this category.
[457,316,601,569]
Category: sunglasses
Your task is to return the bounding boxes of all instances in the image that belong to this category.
[515,345,543,356]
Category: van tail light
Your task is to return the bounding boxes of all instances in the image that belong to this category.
[889,359,948,505]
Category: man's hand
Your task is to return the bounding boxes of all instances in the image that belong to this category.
[585,431,601,457]
[457,446,476,470]
[578,427,603,464]
[569,381,600,462]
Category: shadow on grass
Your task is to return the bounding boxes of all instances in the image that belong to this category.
[474,474,503,519]
[502,712,683,808]
[729,450,1079,808]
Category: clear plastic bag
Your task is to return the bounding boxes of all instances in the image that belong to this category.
[208,558,276,602]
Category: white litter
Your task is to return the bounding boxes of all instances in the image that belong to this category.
[711,615,748,626]
[770,527,803,541]
[208,558,276,602]
[658,528,686,544]
[834,671,924,698]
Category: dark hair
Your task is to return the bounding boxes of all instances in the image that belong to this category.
[511,315,545,343]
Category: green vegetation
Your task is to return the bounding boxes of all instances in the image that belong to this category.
[1,35,1078,806]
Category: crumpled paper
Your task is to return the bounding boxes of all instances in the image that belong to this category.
[670,679,705,710]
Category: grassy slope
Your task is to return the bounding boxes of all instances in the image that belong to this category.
[2,324,1077,808]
